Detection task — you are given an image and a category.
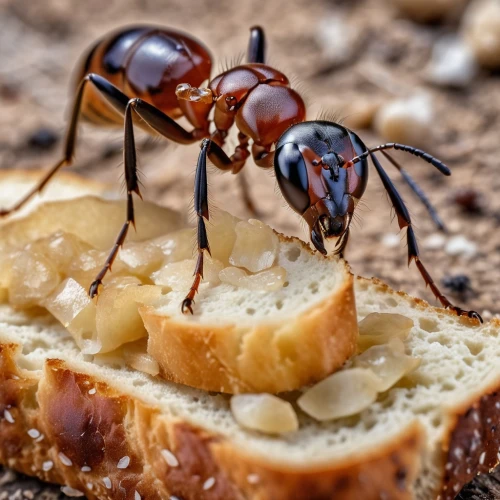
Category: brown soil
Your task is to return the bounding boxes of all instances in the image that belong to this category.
[0,0,499,497]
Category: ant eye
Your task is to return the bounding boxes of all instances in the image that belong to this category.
[275,143,310,215]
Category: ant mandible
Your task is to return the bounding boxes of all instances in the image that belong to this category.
[1,25,481,323]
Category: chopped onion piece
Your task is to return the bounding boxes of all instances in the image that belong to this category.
[219,266,287,291]
[123,340,160,376]
[358,313,414,350]
[298,368,380,421]
[354,338,421,392]
[231,394,298,434]
[229,220,278,272]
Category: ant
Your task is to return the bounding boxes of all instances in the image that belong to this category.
[0,25,481,322]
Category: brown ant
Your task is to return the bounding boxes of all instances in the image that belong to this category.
[0,25,481,322]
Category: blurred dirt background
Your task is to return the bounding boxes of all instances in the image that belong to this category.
[0,0,500,498]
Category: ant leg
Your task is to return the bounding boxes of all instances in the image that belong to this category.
[247,26,266,63]
[89,101,140,297]
[380,150,447,232]
[182,139,212,314]
[370,152,482,323]
[0,74,127,217]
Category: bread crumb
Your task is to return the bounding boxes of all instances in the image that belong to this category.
[81,466,91,472]
[203,477,216,490]
[58,452,73,466]
[27,428,40,439]
[4,409,14,423]
[117,456,130,469]
[42,460,53,472]
[161,449,179,467]
[103,476,112,489]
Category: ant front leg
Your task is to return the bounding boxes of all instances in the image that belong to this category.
[370,152,482,323]
[182,138,251,314]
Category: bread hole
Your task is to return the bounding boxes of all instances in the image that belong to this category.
[285,246,301,262]
[384,297,398,308]
[275,300,283,310]
[463,357,474,367]
[464,341,483,356]
[308,282,319,294]
[419,318,439,333]
[246,308,256,316]
[442,381,456,391]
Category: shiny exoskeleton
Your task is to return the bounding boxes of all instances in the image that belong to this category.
[1,25,481,322]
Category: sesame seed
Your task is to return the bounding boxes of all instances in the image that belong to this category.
[472,412,480,423]
[474,429,481,439]
[480,451,486,465]
[86,483,93,490]
[161,449,179,467]
[117,456,130,469]
[58,452,73,466]
[453,483,460,492]
[103,477,112,489]
[170,497,181,500]
[42,461,53,472]
[134,492,141,500]
[466,467,471,474]
[454,447,463,459]
[81,466,91,472]
[4,409,14,423]
[11,375,20,380]
[488,418,492,424]
[203,477,215,490]
[247,473,260,484]
[498,452,500,462]
[35,434,44,443]
[496,402,500,409]
[24,491,34,499]
[88,388,96,395]
[60,486,85,497]
[27,429,40,439]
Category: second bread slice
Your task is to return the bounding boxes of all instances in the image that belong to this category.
[141,236,357,394]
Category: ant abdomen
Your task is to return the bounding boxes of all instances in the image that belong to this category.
[75,25,212,125]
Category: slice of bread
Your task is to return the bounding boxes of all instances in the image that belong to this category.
[141,237,357,394]
[1,279,500,500]
[0,170,358,394]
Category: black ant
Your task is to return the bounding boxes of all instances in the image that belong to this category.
[0,25,482,322]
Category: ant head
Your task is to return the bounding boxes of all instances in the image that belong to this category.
[274,121,369,254]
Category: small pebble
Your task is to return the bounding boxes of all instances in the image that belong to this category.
[423,233,446,250]
[445,235,477,258]
[374,94,433,148]
[463,0,500,68]
[382,233,401,248]
[426,35,478,88]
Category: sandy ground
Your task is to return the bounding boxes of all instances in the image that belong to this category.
[0,0,499,497]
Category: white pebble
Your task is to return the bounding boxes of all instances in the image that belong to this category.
[423,233,446,250]
[117,456,130,469]
[42,460,54,472]
[426,35,478,88]
[103,476,112,489]
[58,452,73,466]
[4,409,14,423]
[374,94,433,147]
[445,235,477,257]
[27,428,41,439]
[161,449,179,467]
[81,466,91,472]
[203,477,216,490]
[61,486,85,497]
[382,233,400,248]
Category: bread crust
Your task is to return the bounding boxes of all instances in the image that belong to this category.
[0,342,424,500]
[141,258,358,394]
